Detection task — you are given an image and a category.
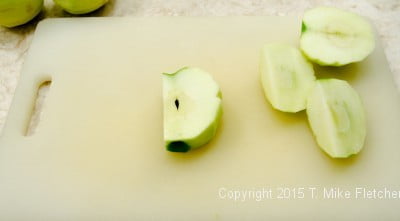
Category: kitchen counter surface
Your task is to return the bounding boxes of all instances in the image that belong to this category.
[0,0,399,133]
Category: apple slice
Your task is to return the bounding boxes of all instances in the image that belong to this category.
[260,43,316,112]
[306,79,366,158]
[300,7,375,66]
[163,67,222,152]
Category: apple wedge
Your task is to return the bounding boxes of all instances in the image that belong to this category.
[306,79,366,158]
[163,67,222,152]
[260,43,316,112]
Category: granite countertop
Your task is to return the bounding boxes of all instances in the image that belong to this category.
[0,0,399,133]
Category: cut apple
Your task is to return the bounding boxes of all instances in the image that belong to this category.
[306,79,366,158]
[300,7,375,66]
[260,43,316,112]
[163,67,222,152]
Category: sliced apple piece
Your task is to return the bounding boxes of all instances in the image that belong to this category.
[163,67,222,152]
[306,79,366,158]
[260,43,316,112]
[300,7,375,66]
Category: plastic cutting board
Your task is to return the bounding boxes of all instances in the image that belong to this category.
[0,17,400,220]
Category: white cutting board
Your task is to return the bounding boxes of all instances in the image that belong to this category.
[0,17,400,220]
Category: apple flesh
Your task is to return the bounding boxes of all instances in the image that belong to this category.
[163,67,222,152]
[300,7,375,66]
[306,79,366,158]
[54,0,108,14]
[260,43,316,112]
[0,0,43,28]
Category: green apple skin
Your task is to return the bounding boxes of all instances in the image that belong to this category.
[54,0,108,14]
[0,0,43,28]
[163,67,223,152]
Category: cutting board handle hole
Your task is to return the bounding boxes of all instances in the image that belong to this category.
[25,80,52,136]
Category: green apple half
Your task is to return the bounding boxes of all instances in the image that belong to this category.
[54,0,108,14]
[0,0,43,28]
[163,67,222,152]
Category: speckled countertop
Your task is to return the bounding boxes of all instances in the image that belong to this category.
[0,0,399,133]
